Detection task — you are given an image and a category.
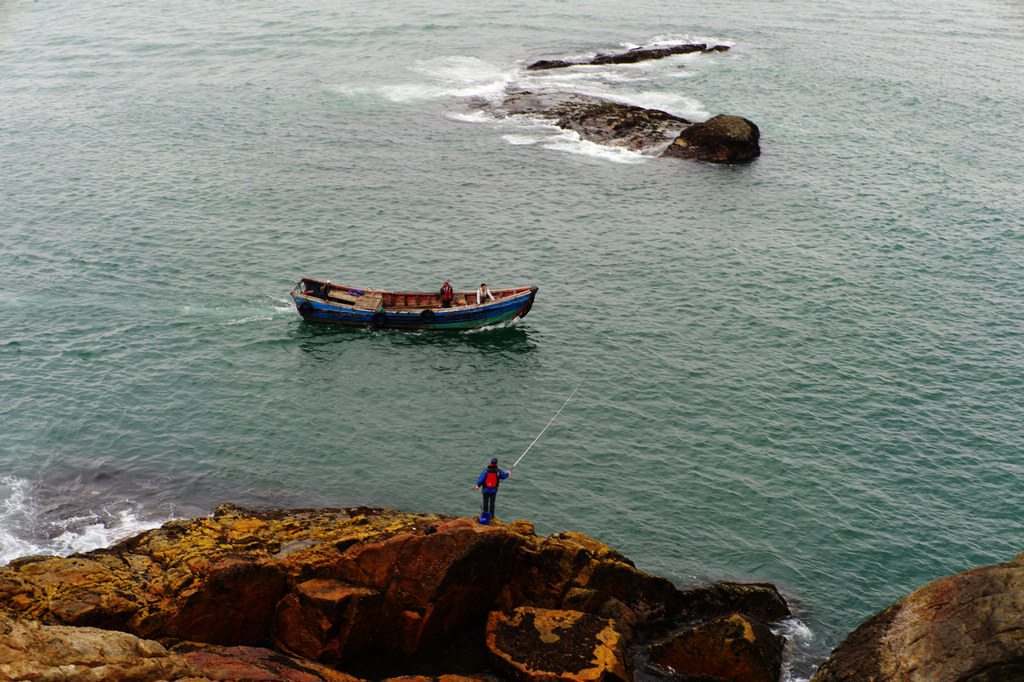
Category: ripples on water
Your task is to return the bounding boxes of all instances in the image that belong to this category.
[2,0,1024,675]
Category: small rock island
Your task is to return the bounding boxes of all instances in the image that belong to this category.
[461,42,761,164]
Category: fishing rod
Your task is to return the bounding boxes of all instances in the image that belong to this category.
[511,381,583,471]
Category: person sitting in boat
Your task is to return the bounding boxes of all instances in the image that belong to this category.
[477,283,495,304]
[439,279,454,308]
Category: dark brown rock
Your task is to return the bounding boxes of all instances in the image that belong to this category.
[475,88,690,153]
[648,614,784,682]
[175,641,366,681]
[381,677,483,682]
[554,100,692,152]
[661,114,761,163]
[526,59,574,70]
[811,553,1024,681]
[470,89,760,163]
[499,530,686,624]
[273,579,383,663]
[486,607,633,682]
[678,581,791,624]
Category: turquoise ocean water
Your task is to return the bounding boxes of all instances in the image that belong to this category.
[2,0,1023,676]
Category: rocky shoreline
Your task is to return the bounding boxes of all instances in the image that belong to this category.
[2,504,1021,681]
[0,505,790,681]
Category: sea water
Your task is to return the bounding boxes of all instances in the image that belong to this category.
[2,0,1023,676]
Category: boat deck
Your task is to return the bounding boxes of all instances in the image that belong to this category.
[327,290,383,309]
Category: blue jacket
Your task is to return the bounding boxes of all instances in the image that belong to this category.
[477,466,509,493]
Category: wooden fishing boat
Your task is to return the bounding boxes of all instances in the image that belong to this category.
[290,278,539,330]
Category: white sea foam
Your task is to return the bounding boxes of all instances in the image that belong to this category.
[325,56,515,104]
[632,34,736,51]
[0,476,38,564]
[432,40,722,160]
[0,475,166,566]
[619,91,710,121]
[501,134,547,146]
[324,82,445,104]
[334,43,720,162]
[539,130,648,165]
[496,121,653,163]
[227,314,275,325]
[412,55,510,86]
[413,55,515,99]
[46,509,160,557]
[447,109,498,124]
[774,617,819,682]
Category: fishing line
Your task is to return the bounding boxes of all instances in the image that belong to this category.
[511,381,583,470]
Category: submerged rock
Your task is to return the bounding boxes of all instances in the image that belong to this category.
[526,43,730,70]
[0,505,791,681]
[474,88,691,154]
[811,552,1024,681]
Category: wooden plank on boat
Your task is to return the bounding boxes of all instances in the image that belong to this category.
[354,294,383,310]
[327,291,359,304]
[326,290,383,309]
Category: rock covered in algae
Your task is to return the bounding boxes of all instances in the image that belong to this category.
[0,504,791,681]
[486,606,633,682]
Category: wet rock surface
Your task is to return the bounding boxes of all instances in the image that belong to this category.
[472,88,692,154]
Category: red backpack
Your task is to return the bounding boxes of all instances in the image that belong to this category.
[484,467,499,488]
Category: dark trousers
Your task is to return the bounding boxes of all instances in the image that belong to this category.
[481,491,496,515]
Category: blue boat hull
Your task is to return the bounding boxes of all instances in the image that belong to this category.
[290,281,538,330]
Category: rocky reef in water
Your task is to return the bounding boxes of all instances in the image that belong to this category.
[524,43,731,71]
[0,504,792,682]
[458,42,760,164]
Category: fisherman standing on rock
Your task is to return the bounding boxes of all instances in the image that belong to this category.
[475,457,509,524]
